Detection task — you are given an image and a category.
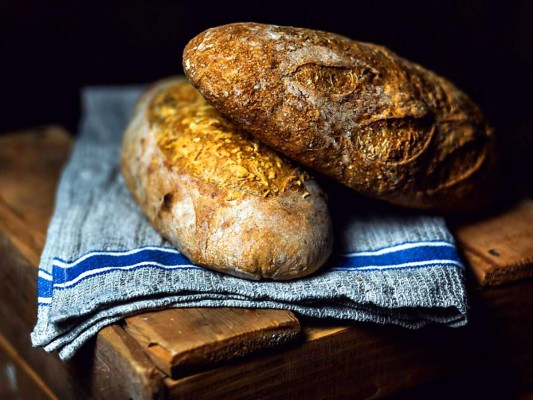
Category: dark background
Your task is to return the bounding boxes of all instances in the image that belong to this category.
[1,0,532,191]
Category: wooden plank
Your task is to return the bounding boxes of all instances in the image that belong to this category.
[449,199,533,286]
[0,129,89,399]
[0,211,89,399]
[163,322,484,400]
[163,280,533,399]
[0,128,164,399]
[0,125,72,233]
[470,280,533,385]
[90,325,165,400]
[0,127,300,389]
[0,236,163,400]
[0,332,57,400]
[124,308,300,378]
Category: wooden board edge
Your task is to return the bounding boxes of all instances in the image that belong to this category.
[167,321,301,378]
[0,195,45,266]
[460,245,533,287]
[449,198,533,287]
[161,322,481,400]
[0,332,58,400]
[0,191,166,399]
[123,308,302,379]
[92,325,166,400]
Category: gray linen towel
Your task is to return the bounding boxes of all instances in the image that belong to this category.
[31,86,468,360]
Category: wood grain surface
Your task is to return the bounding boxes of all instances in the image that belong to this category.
[124,308,300,378]
[0,126,72,233]
[450,200,533,286]
[0,126,531,399]
[0,128,163,399]
[0,332,56,400]
[470,280,533,384]
[163,322,483,400]
[0,127,300,398]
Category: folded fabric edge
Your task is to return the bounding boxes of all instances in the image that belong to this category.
[52,295,467,361]
[32,240,467,357]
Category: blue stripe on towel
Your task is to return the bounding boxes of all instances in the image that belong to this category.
[36,241,463,304]
[331,241,463,271]
[53,247,196,285]
[37,278,53,305]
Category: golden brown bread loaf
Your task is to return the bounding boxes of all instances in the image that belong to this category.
[183,23,498,211]
[121,77,333,280]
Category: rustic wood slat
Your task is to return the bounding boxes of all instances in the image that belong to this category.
[0,128,164,399]
[0,215,88,399]
[0,332,57,400]
[301,324,349,342]
[163,322,485,400]
[0,126,72,233]
[0,127,301,391]
[470,280,533,384]
[163,280,533,399]
[450,199,533,286]
[124,307,300,378]
[90,325,165,399]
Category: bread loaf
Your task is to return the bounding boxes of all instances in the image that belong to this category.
[183,23,498,211]
[121,77,332,280]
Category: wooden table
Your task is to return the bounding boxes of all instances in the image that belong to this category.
[0,127,531,399]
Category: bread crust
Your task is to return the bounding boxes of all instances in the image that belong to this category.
[183,23,498,211]
[121,77,332,280]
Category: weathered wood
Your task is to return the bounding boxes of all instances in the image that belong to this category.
[470,280,533,385]
[0,129,89,399]
[0,128,164,399]
[163,322,484,400]
[124,308,300,378]
[0,228,88,399]
[301,324,349,342]
[90,325,164,400]
[0,126,72,233]
[0,332,56,400]
[1,126,532,399]
[450,199,533,286]
[164,286,533,399]
[0,127,301,393]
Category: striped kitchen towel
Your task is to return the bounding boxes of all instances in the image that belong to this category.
[31,86,467,360]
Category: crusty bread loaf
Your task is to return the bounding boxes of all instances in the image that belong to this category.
[183,23,498,211]
[121,77,332,280]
